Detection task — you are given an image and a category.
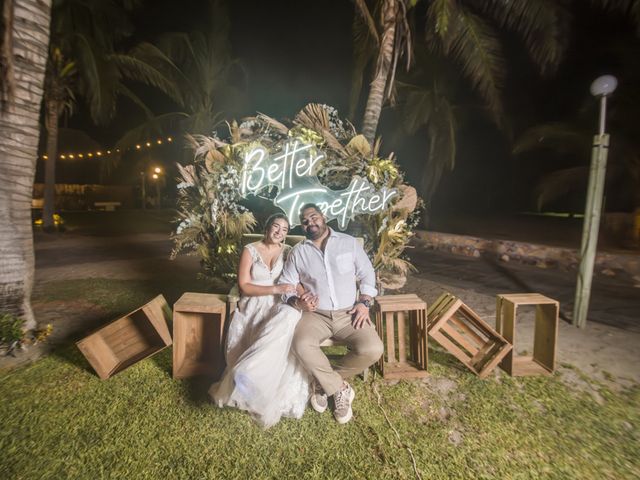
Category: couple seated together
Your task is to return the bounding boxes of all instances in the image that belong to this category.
[209,203,384,428]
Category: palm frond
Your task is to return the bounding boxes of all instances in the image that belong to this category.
[513,122,591,156]
[127,42,194,95]
[111,53,184,106]
[74,33,120,125]
[353,0,380,46]
[534,166,589,211]
[475,0,570,75]
[423,94,456,202]
[428,0,456,43]
[432,7,506,127]
[115,84,154,119]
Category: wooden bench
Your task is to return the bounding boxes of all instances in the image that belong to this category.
[94,201,121,211]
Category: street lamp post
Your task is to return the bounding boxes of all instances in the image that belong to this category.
[140,171,146,210]
[153,167,162,209]
[572,75,617,328]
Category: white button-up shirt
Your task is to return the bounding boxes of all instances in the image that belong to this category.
[278,229,378,310]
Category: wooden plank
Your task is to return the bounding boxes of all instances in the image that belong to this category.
[77,334,119,379]
[496,296,503,334]
[380,362,429,380]
[448,315,486,349]
[174,292,226,313]
[440,323,479,356]
[397,311,406,363]
[532,303,558,372]
[430,331,476,374]
[511,356,552,376]
[385,312,396,363]
[477,342,512,379]
[409,310,417,364]
[375,311,384,376]
[428,299,463,332]
[498,300,517,376]
[420,309,428,370]
[498,293,557,305]
[427,294,457,326]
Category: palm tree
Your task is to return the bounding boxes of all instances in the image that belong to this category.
[112,0,247,153]
[0,0,52,330]
[41,0,179,229]
[352,0,570,217]
[353,0,411,145]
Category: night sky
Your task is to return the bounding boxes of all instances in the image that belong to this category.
[44,0,640,217]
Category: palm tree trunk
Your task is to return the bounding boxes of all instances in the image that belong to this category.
[361,0,397,145]
[42,96,60,230]
[0,0,52,330]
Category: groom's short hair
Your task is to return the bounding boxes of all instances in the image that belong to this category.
[299,203,323,220]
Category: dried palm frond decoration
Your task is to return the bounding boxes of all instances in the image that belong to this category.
[172,103,421,289]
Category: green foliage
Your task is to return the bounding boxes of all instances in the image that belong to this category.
[0,314,52,356]
[0,313,25,347]
[172,104,420,289]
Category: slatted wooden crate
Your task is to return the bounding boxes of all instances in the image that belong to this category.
[427,293,511,378]
[375,294,428,379]
[496,293,559,376]
[77,295,172,379]
[173,292,227,379]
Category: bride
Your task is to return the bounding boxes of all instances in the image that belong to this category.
[209,213,310,428]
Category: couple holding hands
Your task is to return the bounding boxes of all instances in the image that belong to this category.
[209,203,383,427]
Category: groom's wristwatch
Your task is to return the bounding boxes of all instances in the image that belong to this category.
[355,299,372,309]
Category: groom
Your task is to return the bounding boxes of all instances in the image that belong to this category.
[278,203,384,424]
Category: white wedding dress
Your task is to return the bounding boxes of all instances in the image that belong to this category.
[209,242,310,428]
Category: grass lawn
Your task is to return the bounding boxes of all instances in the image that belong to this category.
[2,279,639,479]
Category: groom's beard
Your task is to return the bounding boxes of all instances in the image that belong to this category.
[304,223,326,240]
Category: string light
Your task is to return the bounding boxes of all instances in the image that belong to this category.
[40,136,176,160]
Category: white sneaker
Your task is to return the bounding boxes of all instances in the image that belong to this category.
[310,380,328,413]
[333,382,355,424]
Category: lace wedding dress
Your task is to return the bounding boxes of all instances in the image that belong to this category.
[209,242,310,428]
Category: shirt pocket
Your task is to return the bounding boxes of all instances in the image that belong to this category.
[335,253,354,274]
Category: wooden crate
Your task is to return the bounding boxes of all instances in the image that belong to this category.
[173,292,227,379]
[496,293,559,376]
[427,293,511,378]
[375,294,428,379]
[77,295,172,379]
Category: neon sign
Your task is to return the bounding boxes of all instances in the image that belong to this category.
[240,140,397,229]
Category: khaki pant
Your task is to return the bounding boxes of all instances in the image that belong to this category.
[292,308,384,396]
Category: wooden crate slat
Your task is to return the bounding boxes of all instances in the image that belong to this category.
[440,322,479,356]
[428,299,463,333]
[533,304,558,371]
[397,311,406,363]
[475,342,512,379]
[427,294,457,326]
[448,315,486,349]
[385,312,396,363]
[430,330,479,375]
